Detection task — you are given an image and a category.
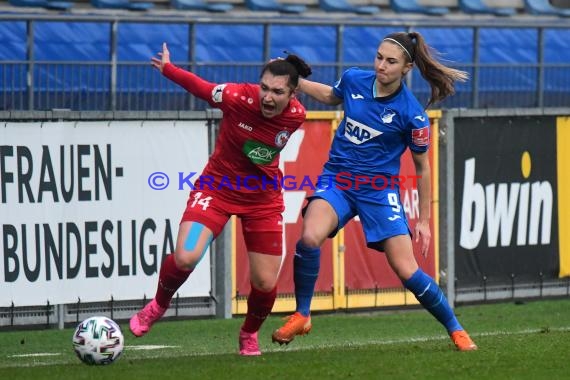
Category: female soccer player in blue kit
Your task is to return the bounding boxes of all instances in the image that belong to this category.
[272,31,477,351]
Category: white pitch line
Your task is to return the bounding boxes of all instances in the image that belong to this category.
[8,353,62,358]
[262,326,570,354]
[127,345,181,350]
[6,345,179,360]
[118,326,570,357]
[476,326,570,336]
[3,326,569,366]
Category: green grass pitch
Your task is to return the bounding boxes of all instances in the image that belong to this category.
[1,298,569,379]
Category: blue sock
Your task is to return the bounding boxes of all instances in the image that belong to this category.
[403,269,463,334]
[293,241,321,317]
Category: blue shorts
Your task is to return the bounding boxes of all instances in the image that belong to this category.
[306,183,411,246]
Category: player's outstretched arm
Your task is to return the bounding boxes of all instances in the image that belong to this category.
[151,42,216,101]
[150,42,171,73]
[298,78,342,106]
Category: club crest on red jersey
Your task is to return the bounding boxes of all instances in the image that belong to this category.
[211,84,226,103]
[275,130,290,148]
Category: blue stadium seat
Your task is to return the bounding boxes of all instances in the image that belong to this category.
[524,0,570,16]
[91,0,154,11]
[245,0,306,13]
[390,0,449,15]
[171,0,233,12]
[319,0,380,15]
[459,0,517,16]
[9,0,73,10]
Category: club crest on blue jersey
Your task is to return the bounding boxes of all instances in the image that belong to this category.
[380,108,396,124]
[344,116,382,145]
[275,130,290,147]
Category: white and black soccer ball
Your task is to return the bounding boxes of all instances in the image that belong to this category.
[72,316,124,365]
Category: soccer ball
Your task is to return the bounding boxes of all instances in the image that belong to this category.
[72,316,124,365]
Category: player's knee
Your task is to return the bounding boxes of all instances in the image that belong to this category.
[251,277,277,293]
[393,264,419,282]
[173,249,199,270]
[299,231,325,250]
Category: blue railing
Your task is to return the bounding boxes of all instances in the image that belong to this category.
[1,16,569,111]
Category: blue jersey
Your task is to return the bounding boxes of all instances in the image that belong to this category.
[323,68,430,181]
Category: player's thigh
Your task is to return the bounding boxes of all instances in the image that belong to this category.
[241,206,283,290]
[303,187,355,244]
[356,191,417,280]
[301,199,338,246]
[174,221,215,269]
[241,205,283,255]
[176,191,230,269]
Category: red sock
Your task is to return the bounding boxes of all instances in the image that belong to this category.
[154,254,192,308]
[241,284,277,333]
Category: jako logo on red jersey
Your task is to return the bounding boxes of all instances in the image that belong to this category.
[239,122,253,131]
[344,117,382,145]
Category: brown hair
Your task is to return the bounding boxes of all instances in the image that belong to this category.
[261,53,312,92]
[384,31,469,108]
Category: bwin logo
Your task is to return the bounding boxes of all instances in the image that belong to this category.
[459,155,553,250]
[344,117,382,145]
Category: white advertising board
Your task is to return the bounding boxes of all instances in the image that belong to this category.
[0,121,210,306]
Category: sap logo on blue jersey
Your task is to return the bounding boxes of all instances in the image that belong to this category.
[344,117,382,145]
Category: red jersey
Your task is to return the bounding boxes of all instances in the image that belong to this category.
[163,63,306,204]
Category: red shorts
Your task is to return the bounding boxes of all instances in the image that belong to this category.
[181,189,284,255]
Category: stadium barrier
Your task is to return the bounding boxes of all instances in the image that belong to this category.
[440,108,570,306]
[0,110,222,327]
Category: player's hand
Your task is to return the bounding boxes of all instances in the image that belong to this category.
[151,42,171,73]
[415,220,431,258]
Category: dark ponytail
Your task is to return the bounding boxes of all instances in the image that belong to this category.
[261,53,312,91]
[284,53,312,79]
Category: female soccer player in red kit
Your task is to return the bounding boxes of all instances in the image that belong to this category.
[130,43,311,356]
